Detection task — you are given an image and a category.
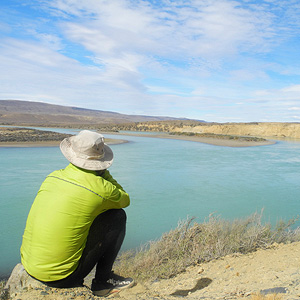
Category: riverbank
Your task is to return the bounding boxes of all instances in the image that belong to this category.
[0,139,128,147]
[0,129,275,148]
[3,241,300,300]
[0,127,127,147]
[4,213,300,300]
[103,131,276,147]
[98,121,300,140]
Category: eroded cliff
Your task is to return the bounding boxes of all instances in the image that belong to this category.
[171,123,300,139]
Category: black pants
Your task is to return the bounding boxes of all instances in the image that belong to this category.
[44,209,126,288]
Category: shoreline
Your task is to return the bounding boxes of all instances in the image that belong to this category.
[4,241,300,299]
[0,138,128,148]
[102,132,276,147]
[0,132,276,148]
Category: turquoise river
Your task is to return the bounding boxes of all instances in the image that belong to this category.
[1,128,300,278]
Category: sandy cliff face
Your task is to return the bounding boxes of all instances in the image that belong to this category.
[174,123,300,139]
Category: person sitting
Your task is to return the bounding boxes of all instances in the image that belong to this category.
[20,130,134,297]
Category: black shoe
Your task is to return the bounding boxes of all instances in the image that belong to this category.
[91,272,134,297]
[91,279,117,297]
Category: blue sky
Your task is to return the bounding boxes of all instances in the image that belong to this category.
[0,0,300,122]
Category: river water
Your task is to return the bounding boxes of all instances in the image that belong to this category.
[1,129,300,278]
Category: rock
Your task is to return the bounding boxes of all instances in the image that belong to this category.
[260,287,288,295]
[4,264,46,295]
[40,291,49,295]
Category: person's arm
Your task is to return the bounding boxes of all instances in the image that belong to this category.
[101,170,126,192]
[99,170,130,208]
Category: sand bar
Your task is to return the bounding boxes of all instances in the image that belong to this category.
[0,126,275,148]
[102,132,276,147]
[0,132,275,148]
[0,138,128,148]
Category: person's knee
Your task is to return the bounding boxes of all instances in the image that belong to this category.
[109,209,127,225]
[96,209,126,227]
[87,209,127,243]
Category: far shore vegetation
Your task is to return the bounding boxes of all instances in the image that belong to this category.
[169,131,267,142]
[1,122,268,144]
[0,127,116,144]
[0,127,72,143]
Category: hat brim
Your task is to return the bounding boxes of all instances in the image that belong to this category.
[60,137,114,170]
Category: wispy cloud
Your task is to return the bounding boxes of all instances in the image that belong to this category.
[0,0,299,121]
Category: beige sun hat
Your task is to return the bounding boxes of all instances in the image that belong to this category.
[60,130,113,170]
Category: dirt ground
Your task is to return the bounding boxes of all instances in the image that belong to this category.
[6,241,300,300]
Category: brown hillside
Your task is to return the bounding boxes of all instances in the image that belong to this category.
[0,100,189,126]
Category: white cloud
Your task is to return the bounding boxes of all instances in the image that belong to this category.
[253,83,300,101]
[281,84,300,93]
[54,0,276,60]
[229,68,268,81]
[0,0,300,122]
[1,38,66,67]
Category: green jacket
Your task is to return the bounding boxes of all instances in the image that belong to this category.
[21,164,130,282]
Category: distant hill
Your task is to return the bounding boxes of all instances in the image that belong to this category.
[0,100,198,126]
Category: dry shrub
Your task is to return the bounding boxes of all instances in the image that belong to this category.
[115,211,300,281]
[0,280,9,300]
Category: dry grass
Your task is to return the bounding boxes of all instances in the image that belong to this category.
[115,211,300,282]
[1,212,298,299]
[0,280,8,300]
